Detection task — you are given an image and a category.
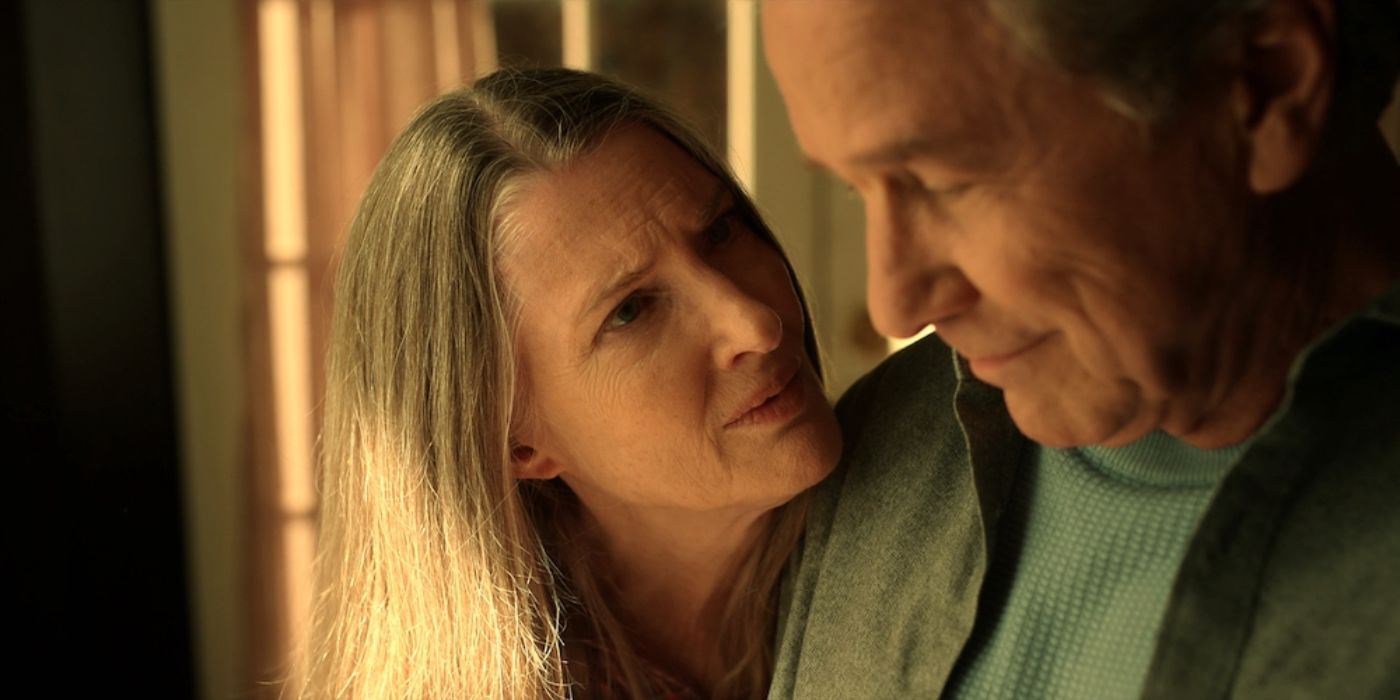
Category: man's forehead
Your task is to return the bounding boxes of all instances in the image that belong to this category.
[764,0,1013,167]
[764,0,998,77]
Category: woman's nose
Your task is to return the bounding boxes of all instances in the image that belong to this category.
[707,277,783,369]
[864,187,978,338]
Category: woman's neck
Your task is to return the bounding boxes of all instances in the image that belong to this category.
[585,502,773,690]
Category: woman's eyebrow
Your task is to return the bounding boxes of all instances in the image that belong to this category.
[573,183,731,326]
[695,184,730,228]
[575,262,652,325]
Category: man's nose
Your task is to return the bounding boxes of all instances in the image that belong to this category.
[864,188,978,338]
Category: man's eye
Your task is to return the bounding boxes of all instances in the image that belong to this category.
[893,171,932,194]
[901,170,970,198]
[604,294,648,330]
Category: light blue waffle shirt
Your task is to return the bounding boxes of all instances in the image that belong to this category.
[947,432,1247,699]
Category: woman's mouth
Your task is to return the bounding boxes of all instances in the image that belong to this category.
[725,361,806,429]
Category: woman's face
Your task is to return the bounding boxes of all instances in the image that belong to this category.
[501,125,840,518]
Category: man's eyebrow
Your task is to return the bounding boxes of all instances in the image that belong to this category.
[807,136,990,172]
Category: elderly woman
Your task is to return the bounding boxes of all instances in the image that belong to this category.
[302,68,841,699]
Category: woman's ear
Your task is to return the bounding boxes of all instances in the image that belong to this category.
[1231,0,1336,194]
[509,392,564,480]
[509,440,565,480]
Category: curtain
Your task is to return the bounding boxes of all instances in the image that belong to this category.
[243,1,495,695]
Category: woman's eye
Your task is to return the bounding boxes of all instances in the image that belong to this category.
[604,294,647,330]
[703,213,736,249]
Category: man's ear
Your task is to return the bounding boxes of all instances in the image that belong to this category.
[1232,0,1336,194]
[510,441,566,480]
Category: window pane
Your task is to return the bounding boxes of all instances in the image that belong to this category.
[492,0,563,69]
[591,0,727,149]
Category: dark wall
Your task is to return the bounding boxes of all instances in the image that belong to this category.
[6,0,195,694]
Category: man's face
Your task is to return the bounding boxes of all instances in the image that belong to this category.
[764,0,1255,448]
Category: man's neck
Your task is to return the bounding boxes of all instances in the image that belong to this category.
[1172,128,1400,448]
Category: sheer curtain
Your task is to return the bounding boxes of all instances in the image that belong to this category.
[244,1,494,694]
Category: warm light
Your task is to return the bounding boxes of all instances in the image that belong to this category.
[430,0,462,91]
[281,514,317,696]
[562,0,592,70]
[470,0,498,77]
[889,325,936,354]
[268,266,315,514]
[258,0,307,264]
[726,0,756,192]
[258,0,315,677]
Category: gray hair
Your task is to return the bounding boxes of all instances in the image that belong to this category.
[988,0,1400,122]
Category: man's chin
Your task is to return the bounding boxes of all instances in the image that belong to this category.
[1003,387,1154,448]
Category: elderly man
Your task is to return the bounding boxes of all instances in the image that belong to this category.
[763,0,1399,698]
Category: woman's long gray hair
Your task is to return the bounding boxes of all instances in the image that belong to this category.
[303,67,822,699]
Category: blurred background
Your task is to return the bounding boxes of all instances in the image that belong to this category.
[6,1,1396,698]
